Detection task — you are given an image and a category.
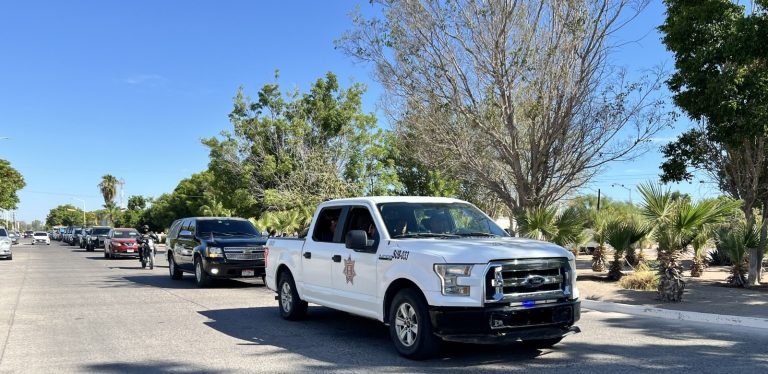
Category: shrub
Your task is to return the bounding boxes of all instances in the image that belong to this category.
[619,263,659,291]
[708,247,732,266]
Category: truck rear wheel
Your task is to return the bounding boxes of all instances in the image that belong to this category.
[388,289,440,360]
[277,272,307,320]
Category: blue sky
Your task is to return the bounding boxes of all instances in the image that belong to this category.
[0,0,713,223]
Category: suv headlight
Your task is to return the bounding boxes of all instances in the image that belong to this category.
[434,264,473,296]
[206,246,223,258]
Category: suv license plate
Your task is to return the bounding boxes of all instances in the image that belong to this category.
[127,249,134,253]
[242,269,255,277]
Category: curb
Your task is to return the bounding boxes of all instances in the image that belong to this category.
[582,299,768,330]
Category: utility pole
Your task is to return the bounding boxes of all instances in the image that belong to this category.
[597,189,601,211]
[118,178,125,210]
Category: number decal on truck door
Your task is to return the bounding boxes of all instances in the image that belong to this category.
[392,250,410,260]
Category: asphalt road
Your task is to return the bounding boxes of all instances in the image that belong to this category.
[1,242,767,373]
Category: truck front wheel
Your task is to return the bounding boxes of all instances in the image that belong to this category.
[388,289,440,360]
[277,272,307,320]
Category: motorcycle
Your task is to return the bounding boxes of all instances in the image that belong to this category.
[139,237,155,270]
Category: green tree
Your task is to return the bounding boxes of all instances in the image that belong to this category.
[517,206,587,249]
[639,183,739,301]
[203,72,398,216]
[98,175,119,224]
[46,205,85,227]
[127,195,149,211]
[659,0,768,286]
[0,159,26,210]
[604,218,649,281]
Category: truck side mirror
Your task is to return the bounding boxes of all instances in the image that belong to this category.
[345,230,368,251]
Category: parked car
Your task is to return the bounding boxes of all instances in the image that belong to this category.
[69,228,84,246]
[32,232,51,245]
[8,231,19,245]
[77,228,91,248]
[24,230,33,238]
[0,227,12,260]
[166,217,267,287]
[104,228,140,259]
[85,226,112,251]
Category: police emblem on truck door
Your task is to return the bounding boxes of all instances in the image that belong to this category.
[343,255,356,284]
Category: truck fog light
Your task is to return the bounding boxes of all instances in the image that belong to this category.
[211,268,219,275]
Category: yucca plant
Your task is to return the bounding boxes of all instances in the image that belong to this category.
[639,182,738,302]
[716,224,755,287]
[604,218,648,280]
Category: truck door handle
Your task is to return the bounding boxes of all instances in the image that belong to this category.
[303,252,311,259]
[332,255,342,263]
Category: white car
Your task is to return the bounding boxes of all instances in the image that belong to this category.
[0,227,12,260]
[32,232,51,245]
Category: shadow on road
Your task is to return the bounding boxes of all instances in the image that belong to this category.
[198,306,543,369]
[99,274,264,290]
[84,361,226,374]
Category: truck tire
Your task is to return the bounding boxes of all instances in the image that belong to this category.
[194,257,212,288]
[388,288,441,360]
[168,254,183,280]
[277,272,307,320]
[522,337,562,350]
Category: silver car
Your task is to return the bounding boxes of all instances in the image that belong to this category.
[0,227,12,260]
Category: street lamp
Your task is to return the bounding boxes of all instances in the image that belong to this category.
[611,183,632,205]
[71,198,86,227]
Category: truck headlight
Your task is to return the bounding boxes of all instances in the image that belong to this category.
[434,264,472,296]
[206,246,223,258]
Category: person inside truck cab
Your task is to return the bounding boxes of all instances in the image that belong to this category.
[424,213,451,233]
[317,215,338,242]
[383,209,409,237]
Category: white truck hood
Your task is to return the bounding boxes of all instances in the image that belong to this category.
[394,237,574,264]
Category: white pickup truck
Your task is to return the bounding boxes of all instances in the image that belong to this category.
[264,196,580,359]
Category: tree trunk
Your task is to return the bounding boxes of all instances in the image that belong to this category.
[747,208,767,286]
[728,258,749,287]
[625,247,639,268]
[690,255,705,277]
[658,249,685,302]
[592,245,606,272]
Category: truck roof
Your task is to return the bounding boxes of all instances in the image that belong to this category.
[323,196,468,205]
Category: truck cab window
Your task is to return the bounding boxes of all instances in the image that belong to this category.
[343,207,379,250]
[313,207,343,243]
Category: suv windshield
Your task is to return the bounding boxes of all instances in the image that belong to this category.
[197,219,260,237]
[92,228,111,235]
[377,202,508,239]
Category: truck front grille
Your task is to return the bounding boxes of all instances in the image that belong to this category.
[485,258,571,303]
[224,247,264,261]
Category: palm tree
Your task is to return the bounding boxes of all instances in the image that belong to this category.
[604,218,648,281]
[98,175,119,224]
[639,182,738,302]
[199,198,232,217]
[716,224,754,287]
[518,206,587,248]
[689,229,712,277]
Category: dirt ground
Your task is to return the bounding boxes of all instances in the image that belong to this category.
[574,250,768,319]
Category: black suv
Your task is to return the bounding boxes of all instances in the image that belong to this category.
[85,226,112,251]
[166,217,267,287]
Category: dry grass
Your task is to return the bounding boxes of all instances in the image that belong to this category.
[619,263,659,291]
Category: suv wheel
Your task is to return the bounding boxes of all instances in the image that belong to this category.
[194,257,211,287]
[169,254,183,280]
[277,271,307,320]
[388,289,441,360]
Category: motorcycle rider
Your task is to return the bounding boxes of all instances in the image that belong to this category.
[137,225,159,264]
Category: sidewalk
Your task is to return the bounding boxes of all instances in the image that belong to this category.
[574,256,768,328]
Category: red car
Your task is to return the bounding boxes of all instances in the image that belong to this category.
[104,228,140,259]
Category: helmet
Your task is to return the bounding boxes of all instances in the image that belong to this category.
[141,225,150,233]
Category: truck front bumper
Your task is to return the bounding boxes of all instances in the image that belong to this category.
[203,259,265,279]
[429,300,580,344]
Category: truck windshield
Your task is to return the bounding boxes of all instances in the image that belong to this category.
[377,202,508,239]
[92,228,111,235]
[197,220,260,237]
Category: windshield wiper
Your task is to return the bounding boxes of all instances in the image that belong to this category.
[455,232,499,237]
[392,233,461,239]
[227,232,259,237]
[202,231,235,237]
